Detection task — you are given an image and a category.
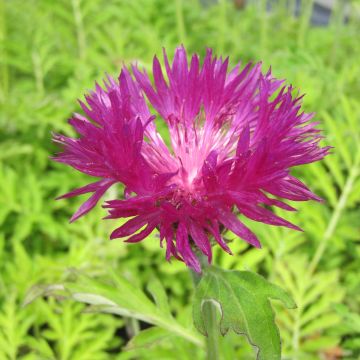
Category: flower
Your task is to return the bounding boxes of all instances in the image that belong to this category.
[53,46,329,272]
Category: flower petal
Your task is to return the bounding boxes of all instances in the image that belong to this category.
[218,210,261,248]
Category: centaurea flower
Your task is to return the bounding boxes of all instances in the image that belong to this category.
[53,46,329,272]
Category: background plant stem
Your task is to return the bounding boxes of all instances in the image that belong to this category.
[0,0,8,104]
[297,0,314,48]
[259,0,268,57]
[72,0,86,60]
[175,0,187,45]
[125,317,140,339]
[308,150,360,275]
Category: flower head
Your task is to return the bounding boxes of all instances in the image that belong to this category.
[53,46,329,272]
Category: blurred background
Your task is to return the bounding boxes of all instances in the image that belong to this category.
[0,0,360,359]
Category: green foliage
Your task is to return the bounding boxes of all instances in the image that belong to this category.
[120,327,201,360]
[24,269,205,360]
[193,268,296,360]
[25,270,203,347]
[273,255,344,358]
[0,294,35,360]
[1,0,360,358]
[33,300,120,360]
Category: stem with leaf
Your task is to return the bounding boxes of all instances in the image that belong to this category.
[203,301,220,360]
[191,254,220,360]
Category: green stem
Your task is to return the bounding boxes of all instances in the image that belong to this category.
[308,150,360,275]
[72,0,86,59]
[329,0,345,67]
[204,301,220,360]
[0,0,9,103]
[288,0,296,18]
[291,293,303,359]
[217,0,227,53]
[125,317,140,338]
[175,0,187,45]
[32,51,44,95]
[191,253,220,360]
[259,0,268,57]
[297,0,314,48]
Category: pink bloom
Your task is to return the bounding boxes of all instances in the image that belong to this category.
[53,46,329,272]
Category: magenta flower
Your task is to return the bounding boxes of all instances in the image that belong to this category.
[53,46,329,272]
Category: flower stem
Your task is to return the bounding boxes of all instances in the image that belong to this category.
[191,253,220,360]
[203,301,220,360]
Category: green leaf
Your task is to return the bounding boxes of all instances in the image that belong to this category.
[146,277,172,317]
[334,303,360,332]
[122,326,202,360]
[125,327,171,351]
[24,269,203,348]
[193,267,296,360]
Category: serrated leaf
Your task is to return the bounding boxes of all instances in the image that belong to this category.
[193,267,296,360]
